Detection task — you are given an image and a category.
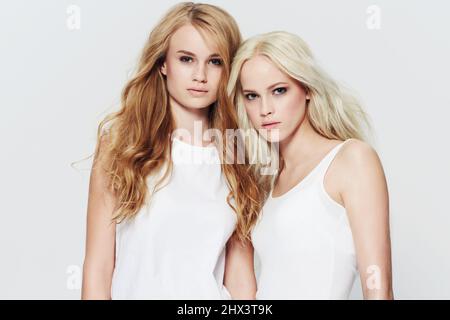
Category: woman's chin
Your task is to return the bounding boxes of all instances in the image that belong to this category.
[258,128,283,144]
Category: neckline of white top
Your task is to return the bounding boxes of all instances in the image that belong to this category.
[172,136,218,151]
[270,140,348,200]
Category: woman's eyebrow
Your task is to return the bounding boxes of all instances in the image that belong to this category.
[176,50,220,58]
[243,82,288,93]
[267,82,288,90]
[177,50,196,56]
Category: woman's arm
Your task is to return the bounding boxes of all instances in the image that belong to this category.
[340,140,394,299]
[223,232,257,299]
[81,135,117,300]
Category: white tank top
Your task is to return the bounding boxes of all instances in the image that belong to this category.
[111,137,236,299]
[251,140,358,299]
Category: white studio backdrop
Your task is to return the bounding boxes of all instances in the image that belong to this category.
[0,0,449,299]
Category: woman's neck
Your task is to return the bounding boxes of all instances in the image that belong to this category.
[279,115,329,171]
[170,97,213,146]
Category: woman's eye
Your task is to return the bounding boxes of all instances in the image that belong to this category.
[209,58,222,66]
[273,87,287,95]
[180,56,193,63]
[245,93,258,101]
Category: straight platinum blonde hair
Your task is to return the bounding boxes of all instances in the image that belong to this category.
[228,31,372,177]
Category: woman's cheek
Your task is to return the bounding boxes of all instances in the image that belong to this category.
[286,95,301,114]
[250,109,260,127]
[211,69,222,86]
[244,105,253,124]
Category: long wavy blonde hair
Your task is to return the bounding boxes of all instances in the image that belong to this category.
[227,31,372,229]
[90,2,268,241]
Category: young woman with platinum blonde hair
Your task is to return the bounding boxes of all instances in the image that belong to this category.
[227,31,393,299]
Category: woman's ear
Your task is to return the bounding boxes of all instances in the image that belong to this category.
[303,85,310,100]
[306,88,311,100]
[161,61,167,76]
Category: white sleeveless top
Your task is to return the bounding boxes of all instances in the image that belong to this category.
[252,140,358,299]
[111,137,236,299]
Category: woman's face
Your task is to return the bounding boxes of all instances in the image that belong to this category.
[240,54,310,143]
[161,24,223,110]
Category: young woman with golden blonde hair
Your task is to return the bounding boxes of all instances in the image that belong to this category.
[228,31,393,300]
[81,2,265,300]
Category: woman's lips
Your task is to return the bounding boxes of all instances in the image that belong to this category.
[187,89,208,96]
[261,122,281,129]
